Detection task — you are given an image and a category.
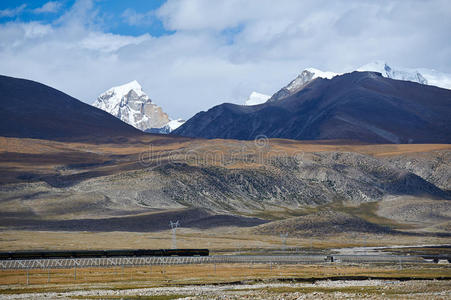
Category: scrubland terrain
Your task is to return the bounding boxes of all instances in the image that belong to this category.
[0,136,450,251]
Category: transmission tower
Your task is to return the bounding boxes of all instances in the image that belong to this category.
[280,233,288,251]
[169,220,180,249]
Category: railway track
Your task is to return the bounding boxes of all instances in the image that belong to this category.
[0,254,430,270]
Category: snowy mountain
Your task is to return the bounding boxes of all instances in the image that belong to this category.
[268,68,338,102]
[268,62,451,103]
[244,91,270,106]
[92,80,183,133]
[358,61,451,90]
[358,61,428,84]
[174,71,451,144]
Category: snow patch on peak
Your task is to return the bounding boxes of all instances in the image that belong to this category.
[305,68,339,80]
[417,68,451,90]
[244,91,270,106]
[167,119,185,131]
[145,119,186,134]
[104,80,146,99]
[357,61,427,85]
[358,61,451,90]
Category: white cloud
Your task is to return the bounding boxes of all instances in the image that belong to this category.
[33,1,62,14]
[0,4,26,18]
[79,32,151,52]
[0,0,450,121]
[121,9,155,26]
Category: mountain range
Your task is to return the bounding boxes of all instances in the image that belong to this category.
[174,71,451,143]
[0,72,450,238]
[81,61,451,142]
[245,61,451,105]
[2,62,450,144]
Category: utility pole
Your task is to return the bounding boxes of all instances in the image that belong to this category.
[170,220,180,249]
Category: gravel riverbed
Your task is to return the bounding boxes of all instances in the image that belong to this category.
[2,279,450,299]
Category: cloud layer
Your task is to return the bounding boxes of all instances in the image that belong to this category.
[0,0,450,119]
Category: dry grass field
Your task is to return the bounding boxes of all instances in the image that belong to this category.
[0,228,449,253]
[0,263,450,298]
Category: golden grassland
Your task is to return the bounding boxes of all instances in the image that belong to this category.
[0,228,449,252]
[0,263,450,294]
[2,136,450,159]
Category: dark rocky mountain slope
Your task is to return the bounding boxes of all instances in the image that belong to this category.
[174,72,451,143]
[0,75,142,141]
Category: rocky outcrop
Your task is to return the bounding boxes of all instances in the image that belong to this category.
[268,69,317,102]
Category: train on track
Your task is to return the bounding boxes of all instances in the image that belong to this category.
[0,249,209,260]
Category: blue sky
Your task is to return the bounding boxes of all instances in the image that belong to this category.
[1,1,450,120]
[0,0,170,36]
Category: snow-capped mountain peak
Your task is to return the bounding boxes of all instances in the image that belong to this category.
[244,91,270,106]
[92,80,170,131]
[269,68,339,102]
[109,80,144,97]
[267,62,451,104]
[97,80,146,110]
[417,68,451,90]
[283,68,338,93]
[304,68,339,80]
[166,119,185,131]
[357,61,428,85]
[284,69,315,93]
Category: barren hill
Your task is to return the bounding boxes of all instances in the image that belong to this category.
[0,75,142,141]
[0,136,449,234]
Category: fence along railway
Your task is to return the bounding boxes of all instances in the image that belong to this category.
[0,254,442,270]
[1,247,449,270]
